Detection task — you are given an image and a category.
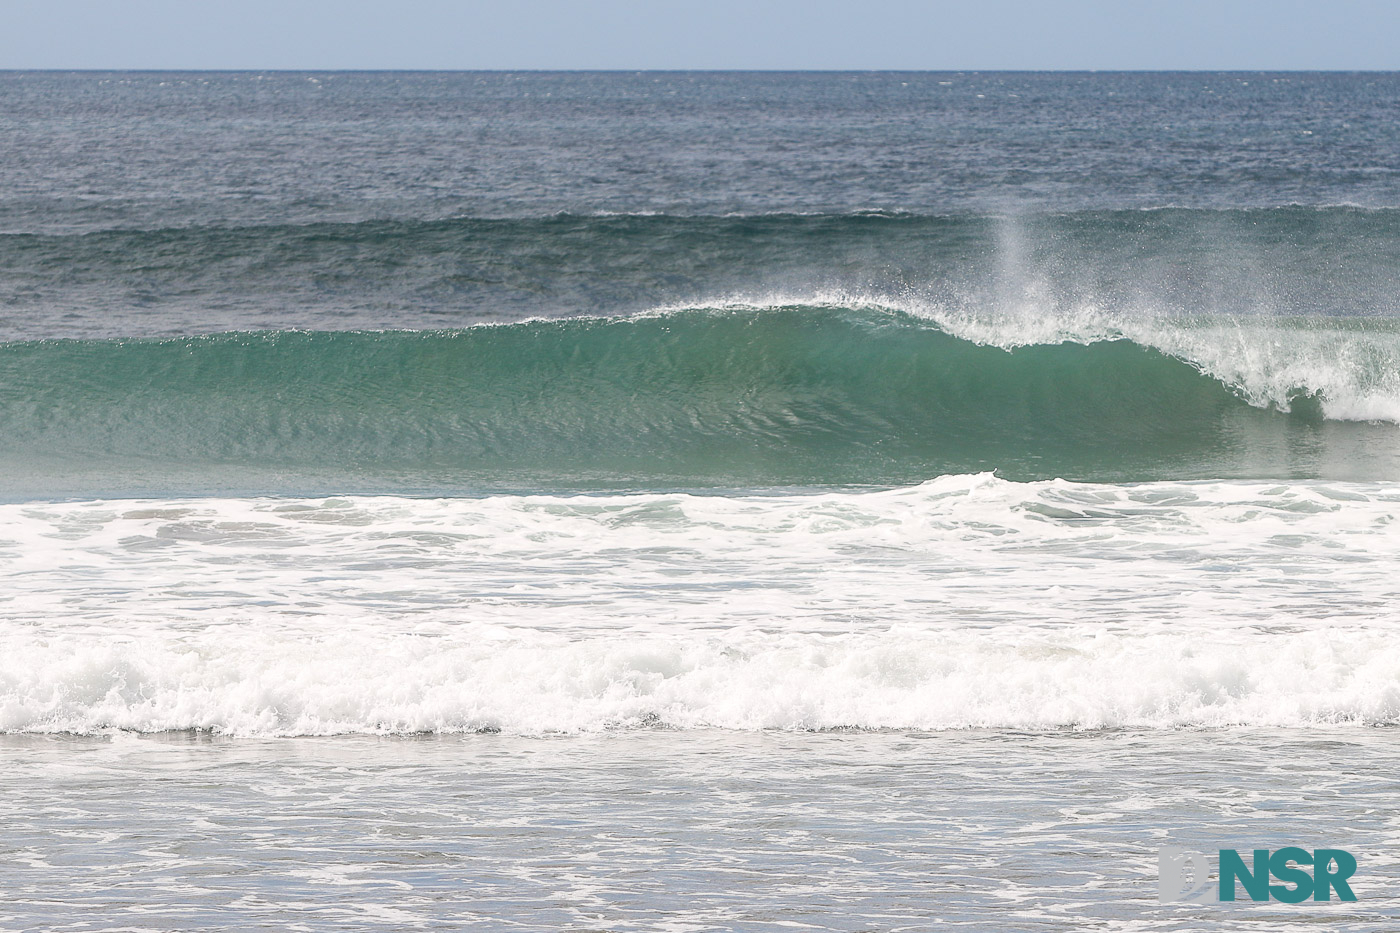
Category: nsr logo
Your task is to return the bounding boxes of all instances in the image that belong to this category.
[1158,848,1358,903]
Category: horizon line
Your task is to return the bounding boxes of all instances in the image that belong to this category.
[3,67,1399,74]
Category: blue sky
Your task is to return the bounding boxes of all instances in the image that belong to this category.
[3,0,1398,71]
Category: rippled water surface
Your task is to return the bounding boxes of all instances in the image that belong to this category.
[3,731,1399,931]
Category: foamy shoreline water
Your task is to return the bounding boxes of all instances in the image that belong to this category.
[3,729,1399,931]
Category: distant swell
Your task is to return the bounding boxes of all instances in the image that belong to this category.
[7,206,1400,340]
[1,305,1397,497]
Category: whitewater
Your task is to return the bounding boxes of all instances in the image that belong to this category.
[4,475,1399,735]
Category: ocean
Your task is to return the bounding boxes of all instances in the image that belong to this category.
[2,71,1400,930]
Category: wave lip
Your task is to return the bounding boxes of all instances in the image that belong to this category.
[1,305,1398,497]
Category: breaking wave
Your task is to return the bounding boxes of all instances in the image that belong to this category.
[1,304,1398,497]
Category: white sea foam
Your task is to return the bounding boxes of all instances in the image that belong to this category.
[2,476,1399,735]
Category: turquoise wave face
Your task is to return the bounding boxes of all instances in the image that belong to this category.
[1,306,1396,498]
